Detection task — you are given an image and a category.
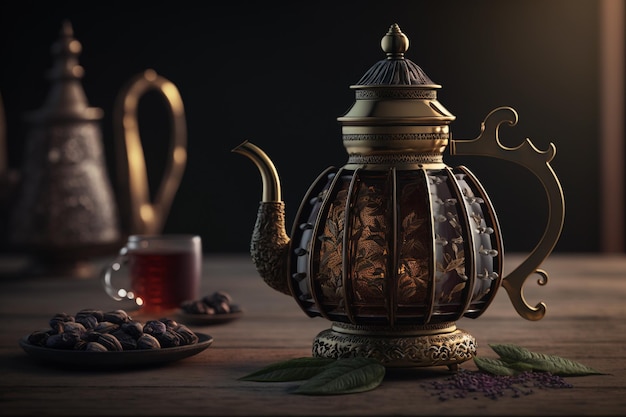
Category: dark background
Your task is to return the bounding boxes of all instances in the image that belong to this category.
[0,1,607,256]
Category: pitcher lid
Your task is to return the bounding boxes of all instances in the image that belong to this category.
[26,20,103,123]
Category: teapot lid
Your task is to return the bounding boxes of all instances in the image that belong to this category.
[338,24,455,163]
[338,23,455,127]
[355,23,439,88]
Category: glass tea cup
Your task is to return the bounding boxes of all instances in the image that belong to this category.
[101,234,202,313]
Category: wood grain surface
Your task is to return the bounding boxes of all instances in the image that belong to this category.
[1,253,624,416]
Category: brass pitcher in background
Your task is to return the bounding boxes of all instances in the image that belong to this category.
[234,24,565,369]
[6,21,187,276]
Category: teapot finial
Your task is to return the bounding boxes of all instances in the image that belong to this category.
[381,23,409,58]
[356,23,434,86]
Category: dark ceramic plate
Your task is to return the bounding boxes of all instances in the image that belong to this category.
[177,310,244,326]
[19,333,213,369]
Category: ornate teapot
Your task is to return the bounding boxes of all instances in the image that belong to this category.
[234,24,564,369]
[6,21,187,276]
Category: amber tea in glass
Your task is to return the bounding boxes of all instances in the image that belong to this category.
[102,235,201,313]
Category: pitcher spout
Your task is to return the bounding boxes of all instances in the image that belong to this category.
[232,141,291,295]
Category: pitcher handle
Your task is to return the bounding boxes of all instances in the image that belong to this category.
[449,106,565,321]
[114,69,187,235]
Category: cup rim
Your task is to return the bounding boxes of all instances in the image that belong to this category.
[128,234,200,242]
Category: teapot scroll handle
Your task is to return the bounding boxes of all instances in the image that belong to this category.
[449,106,565,321]
[114,69,187,235]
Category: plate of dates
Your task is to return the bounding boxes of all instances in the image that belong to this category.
[19,309,214,369]
[178,290,244,325]
[178,311,244,325]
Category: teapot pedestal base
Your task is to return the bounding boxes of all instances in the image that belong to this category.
[312,322,476,369]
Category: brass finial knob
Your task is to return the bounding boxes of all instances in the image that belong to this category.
[354,24,436,85]
[49,20,84,80]
[381,23,409,58]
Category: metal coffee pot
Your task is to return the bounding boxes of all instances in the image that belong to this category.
[5,21,187,276]
[234,24,565,368]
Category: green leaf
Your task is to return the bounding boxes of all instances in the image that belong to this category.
[489,343,605,376]
[239,357,336,382]
[505,361,536,372]
[473,357,518,376]
[294,357,386,395]
[489,344,533,362]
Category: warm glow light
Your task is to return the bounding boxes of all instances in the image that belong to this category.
[123,114,138,130]
[71,66,84,78]
[69,39,81,53]
[600,0,625,252]
[144,69,157,82]
[174,146,187,164]
[140,203,154,224]
[161,83,180,104]
[128,147,145,175]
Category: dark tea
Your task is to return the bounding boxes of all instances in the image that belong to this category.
[129,250,200,312]
[101,234,202,312]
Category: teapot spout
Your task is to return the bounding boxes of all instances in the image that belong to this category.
[232,141,281,203]
[232,141,291,295]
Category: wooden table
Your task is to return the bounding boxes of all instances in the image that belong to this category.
[1,253,625,416]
